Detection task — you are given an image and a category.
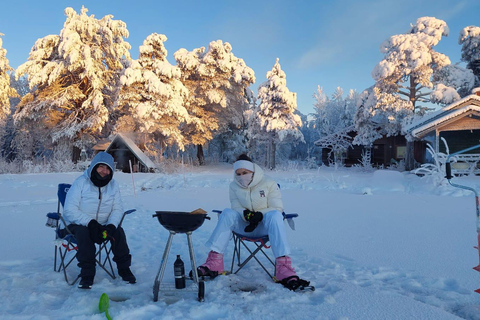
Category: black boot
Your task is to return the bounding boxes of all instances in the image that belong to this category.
[78,276,94,289]
[118,267,136,284]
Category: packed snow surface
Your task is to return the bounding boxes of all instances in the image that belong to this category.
[1,164,480,319]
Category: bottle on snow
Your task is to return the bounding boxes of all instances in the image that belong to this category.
[174,255,186,289]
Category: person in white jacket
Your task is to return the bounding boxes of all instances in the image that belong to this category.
[196,154,310,290]
[64,152,136,289]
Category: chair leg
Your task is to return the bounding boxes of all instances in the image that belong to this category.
[230,234,241,273]
[54,239,117,284]
[237,241,274,278]
[57,242,80,285]
[95,242,116,279]
[230,234,275,279]
[54,245,58,272]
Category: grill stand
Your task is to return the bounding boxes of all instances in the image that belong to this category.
[153,230,205,302]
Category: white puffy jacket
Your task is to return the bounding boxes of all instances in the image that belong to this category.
[63,153,124,227]
[229,163,283,221]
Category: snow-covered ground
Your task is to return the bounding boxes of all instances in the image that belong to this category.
[1,164,480,319]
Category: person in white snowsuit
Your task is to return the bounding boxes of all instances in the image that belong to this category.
[196,154,310,290]
[64,152,136,289]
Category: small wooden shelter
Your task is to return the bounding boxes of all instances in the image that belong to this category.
[100,133,157,173]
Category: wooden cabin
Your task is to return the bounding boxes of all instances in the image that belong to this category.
[406,89,480,173]
[315,126,409,167]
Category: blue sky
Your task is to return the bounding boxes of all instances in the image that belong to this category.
[0,0,478,115]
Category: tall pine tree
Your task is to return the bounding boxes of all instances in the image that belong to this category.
[14,6,131,152]
[371,17,474,170]
[116,33,189,158]
[0,34,18,135]
[256,58,303,169]
[174,40,255,165]
[372,17,473,110]
[0,33,18,157]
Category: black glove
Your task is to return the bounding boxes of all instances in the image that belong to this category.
[88,219,105,244]
[104,224,116,241]
[243,210,263,233]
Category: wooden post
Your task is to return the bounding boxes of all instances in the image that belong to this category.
[129,160,136,197]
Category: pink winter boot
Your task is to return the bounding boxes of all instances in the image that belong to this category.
[275,256,313,291]
[197,251,224,278]
[275,256,297,281]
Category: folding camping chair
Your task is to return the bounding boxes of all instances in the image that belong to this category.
[212,210,298,279]
[45,183,135,285]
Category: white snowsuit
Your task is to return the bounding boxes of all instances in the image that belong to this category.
[206,163,291,258]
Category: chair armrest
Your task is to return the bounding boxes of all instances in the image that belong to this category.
[124,209,136,215]
[47,212,60,220]
[283,213,298,220]
[118,209,136,227]
[282,212,298,230]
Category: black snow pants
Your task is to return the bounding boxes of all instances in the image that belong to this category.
[67,224,132,278]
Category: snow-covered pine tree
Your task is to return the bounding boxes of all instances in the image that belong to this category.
[459,25,480,87]
[256,58,303,169]
[116,33,189,158]
[14,6,131,153]
[372,17,474,110]
[0,33,18,149]
[174,40,255,165]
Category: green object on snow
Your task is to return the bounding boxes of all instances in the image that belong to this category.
[99,293,112,320]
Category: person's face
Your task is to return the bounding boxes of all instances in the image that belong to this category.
[235,168,253,176]
[96,164,111,178]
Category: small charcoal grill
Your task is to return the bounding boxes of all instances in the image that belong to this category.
[152,210,210,302]
[154,211,209,233]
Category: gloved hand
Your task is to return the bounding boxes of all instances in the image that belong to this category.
[243,209,263,233]
[88,219,105,244]
[104,224,116,241]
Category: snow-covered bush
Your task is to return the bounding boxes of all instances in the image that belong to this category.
[304,156,319,169]
[0,158,22,173]
[412,138,449,186]
[353,148,374,172]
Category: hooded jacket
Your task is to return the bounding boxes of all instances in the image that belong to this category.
[229,163,283,221]
[63,152,124,227]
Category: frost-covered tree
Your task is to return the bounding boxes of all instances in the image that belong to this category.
[459,25,480,87]
[209,87,257,163]
[372,17,474,110]
[353,87,413,146]
[256,58,303,169]
[0,33,18,140]
[14,6,131,151]
[2,74,28,160]
[371,17,475,171]
[314,86,358,136]
[432,63,476,98]
[116,33,189,157]
[174,40,255,165]
[313,86,358,165]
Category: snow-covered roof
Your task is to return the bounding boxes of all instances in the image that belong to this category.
[406,93,480,138]
[106,133,157,169]
[410,105,480,137]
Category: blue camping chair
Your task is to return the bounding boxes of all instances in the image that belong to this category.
[212,209,298,279]
[45,183,135,285]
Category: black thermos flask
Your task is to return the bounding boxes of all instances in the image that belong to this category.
[174,255,186,289]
